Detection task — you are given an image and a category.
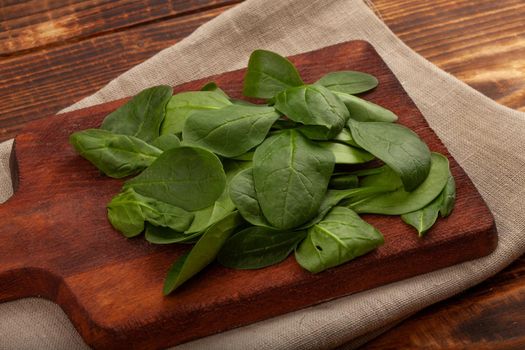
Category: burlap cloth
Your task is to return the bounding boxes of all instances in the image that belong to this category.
[1,0,524,349]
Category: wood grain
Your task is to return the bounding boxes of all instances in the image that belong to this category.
[0,0,240,56]
[0,41,496,349]
[0,4,237,142]
[372,0,525,112]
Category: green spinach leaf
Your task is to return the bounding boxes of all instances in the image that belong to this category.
[243,49,304,99]
[161,91,232,135]
[163,211,244,295]
[329,174,359,189]
[353,165,402,190]
[275,84,349,140]
[125,146,226,211]
[145,224,202,244]
[401,193,443,237]
[440,171,456,217]
[151,134,180,151]
[107,188,194,237]
[316,71,378,94]
[101,85,172,142]
[231,151,255,161]
[339,166,387,177]
[348,119,431,191]
[318,142,374,164]
[271,118,299,131]
[200,82,229,99]
[106,189,144,237]
[333,128,360,147]
[350,153,449,214]
[401,165,456,235]
[182,105,280,157]
[334,92,398,122]
[229,167,273,228]
[70,129,162,178]
[295,207,384,273]
[253,130,335,229]
[218,227,306,269]
[303,186,395,228]
[184,160,251,233]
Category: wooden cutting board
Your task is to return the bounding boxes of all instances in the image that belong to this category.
[0,41,497,349]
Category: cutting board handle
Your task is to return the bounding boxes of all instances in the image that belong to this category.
[0,199,26,301]
[0,143,55,302]
[0,198,63,302]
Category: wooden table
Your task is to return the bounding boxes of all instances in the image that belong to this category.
[1,1,524,348]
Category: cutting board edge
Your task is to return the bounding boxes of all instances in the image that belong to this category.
[62,215,497,350]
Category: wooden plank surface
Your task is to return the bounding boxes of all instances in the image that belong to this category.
[0,0,239,55]
[372,0,525,112]
[0,0,524,348]
[0,2,240,141]
[0,41,496,349]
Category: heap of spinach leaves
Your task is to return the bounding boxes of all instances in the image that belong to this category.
[70,49,455,295]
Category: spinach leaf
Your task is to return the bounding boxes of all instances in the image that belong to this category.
[185,160,251,233]
[107,188,194,237]
[231,99,261,106]
[243,49,304,99]
[106,189,144,237]
[200,82,229,99]
[316,71,378,94]
[295,207,384,273]
[218,227,306,269]
[184,202,236,234]
[141,201,193,231]
[125,146,226,211]
[344,166,387,177]
[271,118,300,130]
[101,85,172,142]
[229,168,273,228]
[145,224,201,244]
[201,82,255,107]
[303,186,395,228]
[334,92,398,122]
[161,91,232,135]
[163,211,244,295]
[184,206,216,233]
[231,151,255,161]
[182,105,280,157]
[402,166,456,235]
[333,128,360,147]
[350,153,449,214]
[440,171,456,217]
[348,119,431,191]
[253,130,335,229]
[151,134,180,151]
[318,142,374,164]
[401,193,443,237]
[275,84,349,140]
[70,129,162,178]
[329,174,359,189]
[354,165,402,190]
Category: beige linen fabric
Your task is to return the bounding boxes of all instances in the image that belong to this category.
[1,0,524,349]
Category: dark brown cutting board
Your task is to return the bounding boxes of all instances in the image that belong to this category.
[0,41,497,349]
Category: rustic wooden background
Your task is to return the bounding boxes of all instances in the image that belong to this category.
[0,0,524,348]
